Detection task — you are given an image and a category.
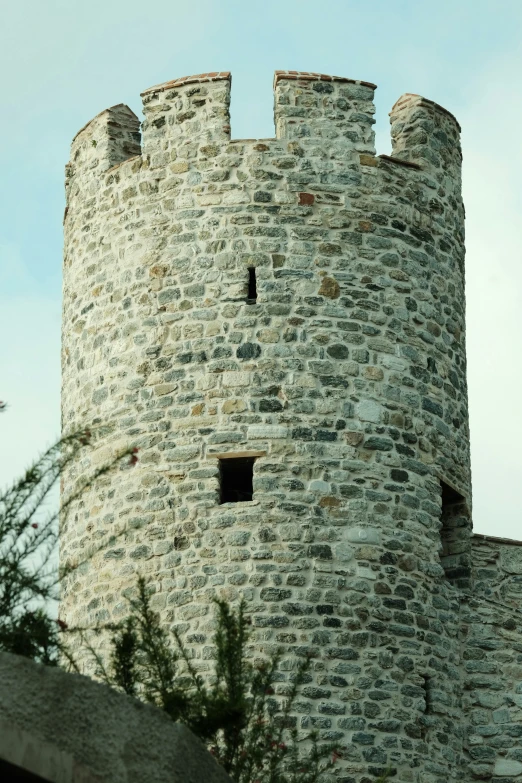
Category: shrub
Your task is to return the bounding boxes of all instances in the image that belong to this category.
[0,427,136,664]
[90,576,340,783]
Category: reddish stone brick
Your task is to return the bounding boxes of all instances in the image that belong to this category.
[299,192,315,206]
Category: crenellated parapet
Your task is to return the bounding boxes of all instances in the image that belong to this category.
[63,74,466,273]
[61,71,470,783]
[65,104,141,201]
[273,70,376,153]
[390,93,462,176]
[140,72,232,163]
[64,72,464,211]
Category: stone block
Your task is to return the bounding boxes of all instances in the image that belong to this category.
[493,759,522,777]
[345,527,380,545]
[247,425,288,439]
[356,399,381,423]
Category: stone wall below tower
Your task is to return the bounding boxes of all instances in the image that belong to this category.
[462,538,522,782]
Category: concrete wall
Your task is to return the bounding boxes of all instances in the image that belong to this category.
[0,652,231,783]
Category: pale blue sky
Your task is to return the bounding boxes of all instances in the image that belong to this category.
[1,0,522,536]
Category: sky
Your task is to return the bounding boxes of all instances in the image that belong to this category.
[0,0,521,538]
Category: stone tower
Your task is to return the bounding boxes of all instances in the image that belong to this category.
[61,71,471,782]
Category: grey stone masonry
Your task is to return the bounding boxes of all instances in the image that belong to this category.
[61,70,484,782]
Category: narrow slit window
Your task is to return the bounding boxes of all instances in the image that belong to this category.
[421,675,432,714]
[247,267,257,303]
[219,457,255,503]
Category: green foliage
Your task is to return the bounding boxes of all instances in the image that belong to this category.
[0,607,60,665]
[0,414,391,782]
[101,576,340,783]
[0,428,136,664]
[109,617,139,698]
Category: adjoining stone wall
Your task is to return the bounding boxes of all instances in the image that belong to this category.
[61,71,470,782]
[472,535,522,608]
[458,536,522,782]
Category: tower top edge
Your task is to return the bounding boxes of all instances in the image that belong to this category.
[390,93,461,131]
[71,103,139,144]
[273,70,377,90]
[139,70,377,99]
[67,73,462,169]
[140,72,232,97]
[473,533,522,548]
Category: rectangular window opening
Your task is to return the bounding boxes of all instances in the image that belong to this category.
[441,479,463,509]
[246,267,257,303]
[439,478,470,586]
[219,457,255,503]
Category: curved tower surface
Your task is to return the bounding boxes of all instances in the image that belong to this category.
[61,71,471,782]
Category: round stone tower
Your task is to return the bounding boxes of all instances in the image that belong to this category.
[61,71,471,782]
